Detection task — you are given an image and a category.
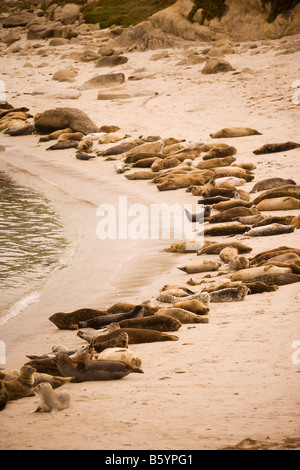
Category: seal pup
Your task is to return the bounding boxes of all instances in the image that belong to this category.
[1,365,36,400]
[91,332,129,352]
[155,308,209,324]
[172,299,209,316]
[250,178,297,193]
[91,328,179,346]
[210,285,250,302]
[77,323,121,343]
[96,348,142,369]
[229,256,250,271]
[247,224,296,237]
[32,383,70,413]
[178,260,221,274]
[219,246,239,263]
[117,315,182,332]
[54,353,143,382]
[78,305,144,329]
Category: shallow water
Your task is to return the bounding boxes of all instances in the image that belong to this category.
[0,171,69,324]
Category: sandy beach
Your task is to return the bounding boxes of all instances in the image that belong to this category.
[0,17,300,450]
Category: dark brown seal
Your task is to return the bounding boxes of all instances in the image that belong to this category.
[203,224,250,236]
[54,353,143,382]
[0,381,8,411]
[92,328,179,346]
[250,178,296,193]
[253,142,300,155]
[49,308,108,330]
[243,273,300,286]
[117,315,182,332]
[25,358,62,377]
[78,306,144,329]
[91,332,129,353]
[208,207,259,224]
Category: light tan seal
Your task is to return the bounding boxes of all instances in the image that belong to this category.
[219,246,239,263]
[32,382,70,413]
[256,197,300,211]
[172,299,209,316]
[96,348,142,369]
[229,256,250,271]
[231,266,292,281]
[155,308,209,324]
[210,127,262,138]
[178,260,221,274]
[1,365,36,400]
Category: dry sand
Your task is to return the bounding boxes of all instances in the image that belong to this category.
[0,30,299,450]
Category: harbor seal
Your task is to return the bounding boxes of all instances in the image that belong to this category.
[243,273,300,286]
[96,348,142,369]
[196,156,236,169]
[78,305,144,329]
[178,260,221,274]
[202,145,237,160]
[0,381,8,411]
[208,207,259,224]
[203,224,250,236]
[204,280,278,295]
[1,365,36,400]
[237,215,265,225]
[91,332,129,352]
[252,216,294,228]
[250,178,297,193]
[25,358,62,376]
[210,285,250,302]
[210,127,262,138]
[231,266,292,282]
[219,246,239,263]
[160,291,210,305]
[164,240,213,253]
[32,383,70,413]
[92,328,179,346]
[33,374,73,389]
[197,196,230,205]
[198,241,252,255]
[117,315,182,332]
[253,142,300,155]
[77,327,123,344]
[212,199,252,211]
[252,185,300,206]
[228,256,250,271]
[54,353,143,382]
[247,224,296,237]
[256,197,300,211]
[171,299,209,316]
[49,308,108,330]
[155,308,209,324]
[249,247,300,265]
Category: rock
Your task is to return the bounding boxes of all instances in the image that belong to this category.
[3,31,21,45]
[207,45,234,57]
[97,93,131,101]
[61,3,80,25]
[98,47,115,57]
[79,73,126,90]
[50,89,82,100]
[52,69,77,82]
[34,108,98,135]
[95,55,129,68]
[49,38,70,47]
[2,12,35,28]
[0,145,5,151]
[80,50,100,63]
[27,25,53,40]
[202,58,234,74]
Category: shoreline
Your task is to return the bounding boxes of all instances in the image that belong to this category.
[0,32,299,450]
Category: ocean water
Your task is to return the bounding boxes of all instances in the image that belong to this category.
[0,171,70,326]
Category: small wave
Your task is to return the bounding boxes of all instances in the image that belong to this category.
[0,291,40,328]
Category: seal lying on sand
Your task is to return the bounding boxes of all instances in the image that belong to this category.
[117,315,182,332]
[253,142,300,155]
[54,353,143,382]
[32,383,70,413]
[210,285,250,302]
[91,333,129,353]
[49,308,108,330]
[0,381,8,411]
[78,306,144,329]
[91,328,179,346]
[198,241,252,255]
[250,178,297,193]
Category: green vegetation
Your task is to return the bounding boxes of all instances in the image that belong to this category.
[81,0,176,28]
[188,0,227,24]
[261,0,300,22]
